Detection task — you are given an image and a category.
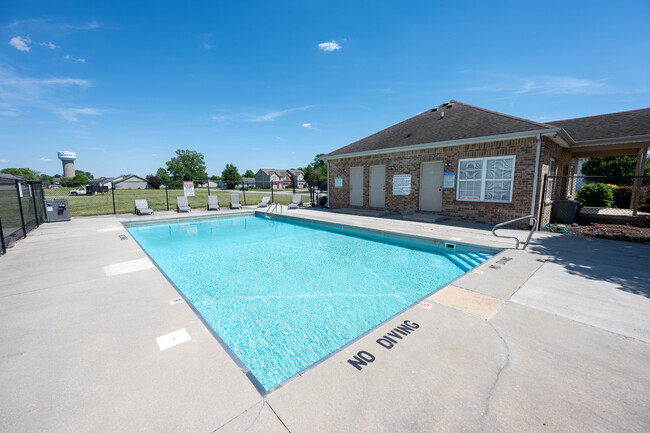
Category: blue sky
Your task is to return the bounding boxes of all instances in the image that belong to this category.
[1,0,649,178]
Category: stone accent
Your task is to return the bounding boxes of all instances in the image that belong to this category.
[328,137,554,227]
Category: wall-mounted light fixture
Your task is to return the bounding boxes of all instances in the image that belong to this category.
[343,169,347,173]
[388,165,395,170]
[444,161,452,167]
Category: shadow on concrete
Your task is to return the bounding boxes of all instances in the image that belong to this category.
[527,234,650,298]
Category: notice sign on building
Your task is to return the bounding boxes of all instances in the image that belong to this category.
[443,172,456,188]
[392,174,411,195]
[335,176,343,188]
[183,181,195,197]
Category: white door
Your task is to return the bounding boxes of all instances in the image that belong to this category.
[369,165,386,208]
[349,167,364,207]
[419,161,443,212]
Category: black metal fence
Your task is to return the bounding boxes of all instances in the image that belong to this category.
[540,174,650,234]
[40,179,329,218]
[0,179,47,254]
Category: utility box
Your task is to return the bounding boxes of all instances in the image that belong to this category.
[45,199,71,222]
[550,200,580,224]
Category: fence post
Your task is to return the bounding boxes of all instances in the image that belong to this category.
[207,181,210,196]
[0,217,5,254]
[111,182,116,214]
[15,180,27,238]
[271,181,274,203]
[30,181,39,227]
[538,174,548,230]
[165,184,169,210]
[242,180,246,205]
[39,182,46,223]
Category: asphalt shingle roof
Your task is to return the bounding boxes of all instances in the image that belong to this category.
[325,100,555,157]
[324,101,650,158]
[548,108,650,143]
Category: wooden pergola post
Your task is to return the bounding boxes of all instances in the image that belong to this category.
[631,146,648,216]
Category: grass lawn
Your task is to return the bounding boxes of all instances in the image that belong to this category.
[43,188,309,217]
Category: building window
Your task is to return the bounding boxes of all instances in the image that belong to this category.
[457,156,515,202]
[545,157,556,201]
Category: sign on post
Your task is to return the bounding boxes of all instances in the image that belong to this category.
[183,181,195,197]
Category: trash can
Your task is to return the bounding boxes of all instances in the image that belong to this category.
[550,200,580,224]
[45,199,71,222]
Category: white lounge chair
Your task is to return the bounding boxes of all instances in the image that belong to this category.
[134,199,153,215]
[288,194,302,209]
[177,196,191,212]
[258,196,270,207]
[207,195,220,211]
[230,194,242,209]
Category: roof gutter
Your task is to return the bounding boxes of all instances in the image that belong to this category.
[321,128,565,160]
[569,134,650,148]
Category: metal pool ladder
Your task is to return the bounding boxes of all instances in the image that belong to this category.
[265,203,280,217]
[491,214,537,250]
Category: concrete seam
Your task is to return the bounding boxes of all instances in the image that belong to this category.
[211,399,264,433]
[266,401,292,433]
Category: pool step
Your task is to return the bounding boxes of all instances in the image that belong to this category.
[448,251,491,271]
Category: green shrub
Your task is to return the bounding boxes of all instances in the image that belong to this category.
[612,186,646,209]
[575,183,614,207]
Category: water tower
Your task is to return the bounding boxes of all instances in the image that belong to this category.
[57,151,77,178]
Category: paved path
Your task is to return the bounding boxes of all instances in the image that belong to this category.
[1,209,648,432]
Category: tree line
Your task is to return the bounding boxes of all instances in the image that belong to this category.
[2,149,329,189]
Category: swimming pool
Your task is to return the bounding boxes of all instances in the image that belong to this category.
[126,214,493,391]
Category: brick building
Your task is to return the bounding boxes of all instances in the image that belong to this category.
[322,101,650,227]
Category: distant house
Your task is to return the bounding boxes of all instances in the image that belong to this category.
[0,172,22,181]
[255,169,291,189]
[287,169,305,188]
[89,177,116,189]
[112,175,150,190]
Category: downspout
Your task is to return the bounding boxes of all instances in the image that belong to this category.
[326,160,330,208]
[530,133,542,228]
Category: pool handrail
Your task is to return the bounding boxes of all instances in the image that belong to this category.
[491,214,537,250]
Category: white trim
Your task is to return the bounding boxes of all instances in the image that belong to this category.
[322,129,561,161]
[326,161,330,208]
[530,134,541,226]
[456,155,516,203]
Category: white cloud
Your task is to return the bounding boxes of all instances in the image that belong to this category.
[151,154,159,157]
[318,41,341,52]
[64,55,86,63]
[248,106,314,122]
[39,157,52,161]
[0,159,9,163]
[0,67,94,118]
[212,105,314,122]
[40,41,59,49]
[462,75,610,95]
[9,35,31,52]
[302,123,312,128]
[62,20,100,30]
[58,107,104,122]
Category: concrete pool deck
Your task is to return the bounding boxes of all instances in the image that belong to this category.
[1,208,649,432]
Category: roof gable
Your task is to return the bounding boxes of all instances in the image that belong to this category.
[325,100,555,157]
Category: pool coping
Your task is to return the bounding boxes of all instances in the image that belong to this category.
[120,211,507,396]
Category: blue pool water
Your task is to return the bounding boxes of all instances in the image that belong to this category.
[127,215,492,390]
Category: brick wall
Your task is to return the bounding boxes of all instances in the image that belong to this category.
[328,137,546,227]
